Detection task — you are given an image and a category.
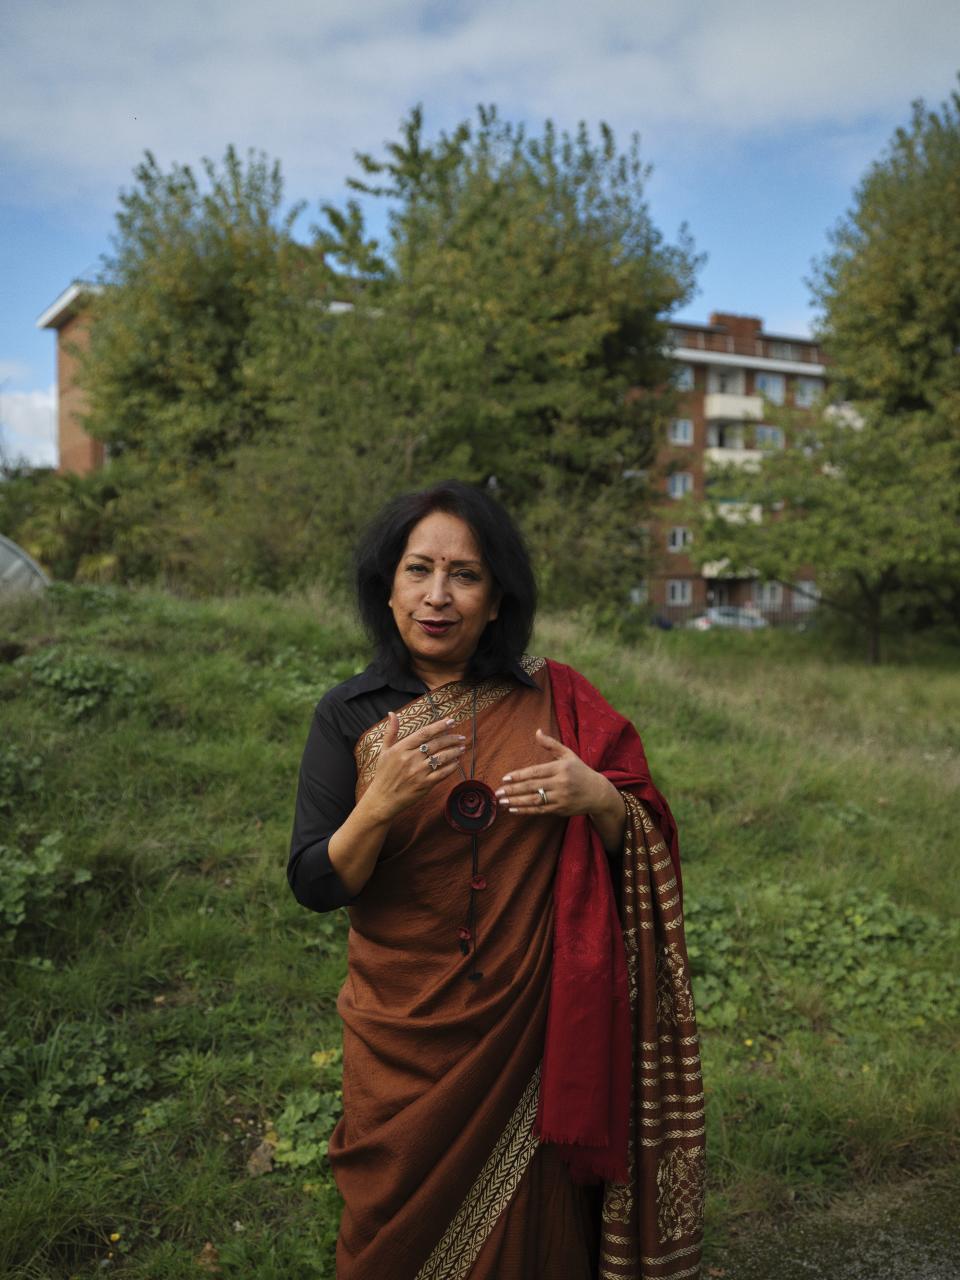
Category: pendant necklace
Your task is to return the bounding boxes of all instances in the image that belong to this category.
[424,684,496,982]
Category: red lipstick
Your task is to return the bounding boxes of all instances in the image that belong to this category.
[416,619,456,636]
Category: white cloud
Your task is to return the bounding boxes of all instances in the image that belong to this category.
[0,359,32,384]
[1,0,957,214]
[0,385,57,469]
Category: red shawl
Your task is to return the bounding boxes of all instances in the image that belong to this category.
[534,659,682,1184]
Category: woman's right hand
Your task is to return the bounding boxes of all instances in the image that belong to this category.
[363,713,466,822]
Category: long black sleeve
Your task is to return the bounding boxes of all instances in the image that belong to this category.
[287,696,359,913]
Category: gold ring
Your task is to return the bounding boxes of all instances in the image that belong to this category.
[537,787,548,805]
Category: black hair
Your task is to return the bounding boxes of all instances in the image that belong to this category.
[354,480,537,681]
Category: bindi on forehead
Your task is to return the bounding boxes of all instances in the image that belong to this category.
[404,550,483,568]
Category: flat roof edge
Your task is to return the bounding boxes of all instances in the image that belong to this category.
[36,280,103,330]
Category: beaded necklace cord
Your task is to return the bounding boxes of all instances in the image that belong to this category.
[424,685,492,982]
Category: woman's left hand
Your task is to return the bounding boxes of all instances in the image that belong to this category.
[497,729,627,851]
[496,728,618,820]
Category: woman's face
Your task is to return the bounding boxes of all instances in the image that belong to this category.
[389,510,500,681]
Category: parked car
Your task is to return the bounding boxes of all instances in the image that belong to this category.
[686,606,769,631]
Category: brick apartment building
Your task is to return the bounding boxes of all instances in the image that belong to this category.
[649,312,824,624]
[38,287,822,621]
[36,282,104,476]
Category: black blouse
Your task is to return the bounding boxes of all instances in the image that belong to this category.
[287,657,539,913]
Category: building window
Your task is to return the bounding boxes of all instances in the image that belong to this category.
[769,341,795,360]
[755,425,784,449]
[707,367,745,395]
[674,363,694,391]
[793,580,819,611]
[794,376,823,408]
[706,423,745,449]
[669,418,694,445]
[629,582,649,606]
[753,580,784,609]
[667,472,693,499]
[667,579,693,606]
[755,372,786,405]
[667,526,691,552]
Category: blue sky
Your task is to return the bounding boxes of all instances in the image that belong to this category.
[2,0,959,466]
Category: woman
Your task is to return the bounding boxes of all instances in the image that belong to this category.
[288,481,704,1280]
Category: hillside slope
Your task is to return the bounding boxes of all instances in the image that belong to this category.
[2,584,957,1277]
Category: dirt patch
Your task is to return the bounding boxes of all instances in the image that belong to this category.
[705,1170,960,1279]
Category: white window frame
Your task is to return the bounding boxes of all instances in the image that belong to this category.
[793,376,823,408]
[755,372,786,405]
[667,472,693,500]
[669,418,694,446]
[753,580,784,609]
[755,425,785,449]
[667,579,693,606]
[793,580,819,611]
[667,526,691,553]
[674,363,695,391]
[769,341,795,360]
[706,423,745,449]
[707,366,745,395]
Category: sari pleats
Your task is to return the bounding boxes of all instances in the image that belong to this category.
[330,662,569,1279]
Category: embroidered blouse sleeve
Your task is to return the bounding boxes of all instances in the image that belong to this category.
[287,693,359,913]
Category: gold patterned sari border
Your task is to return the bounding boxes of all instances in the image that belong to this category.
[601,790,705,1279]
[414,1064,541,1280]
[354,656,545,790]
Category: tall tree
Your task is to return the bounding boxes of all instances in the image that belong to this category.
[811,85,960,419]
[78,146,323,465]
[689,82,960,659]
[294,105,702,606]
[807,80,960,634]
[688,406,959,663]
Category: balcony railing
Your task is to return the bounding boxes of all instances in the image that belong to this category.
[669,329,823,363]
[704,446,762,470]
[704,392,764,421]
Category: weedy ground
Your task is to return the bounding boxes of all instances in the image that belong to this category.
[1,583,958,1277]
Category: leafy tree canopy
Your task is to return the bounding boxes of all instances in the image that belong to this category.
[689,80,960,661]
[79,145,323,464]
[53,108,701,603]
[810,83,960,422]
[291,104,702,605]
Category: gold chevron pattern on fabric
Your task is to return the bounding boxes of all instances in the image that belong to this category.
[413,1065,542,1280]
[354,656,546,791]
[600,791,705,1279]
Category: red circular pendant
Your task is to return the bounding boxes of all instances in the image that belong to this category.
[444,779,498,834]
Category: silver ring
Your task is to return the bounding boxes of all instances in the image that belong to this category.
[419,742,431,754]
[537,787,548,805]
[428,755,440,771]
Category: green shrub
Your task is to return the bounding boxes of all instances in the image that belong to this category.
[13,646,146,719]
[0,1019,154,1157]
[0,743,43,815]
[273,1087,343,1172]
[686,884,960,1037]
[273,1048,343,1174]
[0,831,90,948]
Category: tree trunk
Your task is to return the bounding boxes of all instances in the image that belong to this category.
[868,618,882,665]
[854,571,884,665]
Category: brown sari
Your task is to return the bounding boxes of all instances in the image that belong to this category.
[327,660,705,1279]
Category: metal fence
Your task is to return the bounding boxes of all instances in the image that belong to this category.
[648,602,819,631]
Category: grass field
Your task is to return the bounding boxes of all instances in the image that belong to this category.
[2,583,958,1278]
